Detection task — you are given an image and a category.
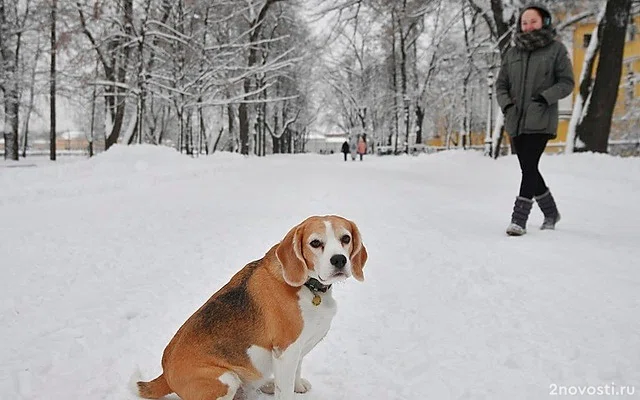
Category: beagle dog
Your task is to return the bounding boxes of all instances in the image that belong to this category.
[137,215,368,400]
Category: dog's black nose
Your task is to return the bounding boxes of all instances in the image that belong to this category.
[330,254,347,269]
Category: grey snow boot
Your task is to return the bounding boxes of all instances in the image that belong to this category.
[535,190,561,230]
[506,196,534,236]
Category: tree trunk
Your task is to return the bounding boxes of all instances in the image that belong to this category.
[460,2,471,150]
[136,32,146,146]
[566,5,605,154]
[199,104,208,154]
[3,90,19,160]
[227,102,235,152]
[104,87,128,149]
[412,38,423,145]
[78,0,133,151]
[400,0,409,152]
[272,109,280,154]
[260,87,267,156]
[50,0,57,161]
[212,127,223,154]
[22,36,42,158]
[126,113,139,145]
[157,104,169,145]
[391,9,399,154]
[238,92,251,155]
[106,0,133,150]
[89,78,97,157]
[185,109,193,155]
[177,106,184,152]
[284,129,291,153]
[1,0,21,160]
[415,105,424,144]
[255,77,266,156]
[489,0,514,54]
[576,0,631,153]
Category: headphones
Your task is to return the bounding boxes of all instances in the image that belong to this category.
[543,16,551,26]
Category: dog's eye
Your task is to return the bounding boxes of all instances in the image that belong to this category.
[310,239,323,248]
[341,235,351,245]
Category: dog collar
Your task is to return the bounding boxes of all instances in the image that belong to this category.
[304,278,331,306]
[304,277,331,293]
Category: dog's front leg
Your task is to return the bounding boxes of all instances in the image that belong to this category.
[272,346,301,400]
[257,358,311,395]
[294,358,312,393]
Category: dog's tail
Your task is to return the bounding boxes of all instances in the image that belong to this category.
[137,374,172,399]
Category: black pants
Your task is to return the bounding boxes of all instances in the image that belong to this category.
[512,134,549,199]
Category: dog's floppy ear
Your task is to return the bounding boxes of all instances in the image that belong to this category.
[348,220,368,281]
[276,224,308,286]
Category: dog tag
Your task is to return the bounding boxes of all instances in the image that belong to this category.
[312,294,322,306]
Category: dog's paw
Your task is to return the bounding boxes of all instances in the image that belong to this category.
[259,380,275,395]
[294,378,312,393]
[259,378,312,394]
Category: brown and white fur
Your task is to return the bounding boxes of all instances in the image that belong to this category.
[137,215,368,400]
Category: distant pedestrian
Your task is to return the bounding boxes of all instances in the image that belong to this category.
[350,141,357,161]
[341,140,350,161]
[357,137,366,161]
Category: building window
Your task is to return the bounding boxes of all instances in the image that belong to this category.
[625,62,634,109]
[583,34,592,48]
[628,21,637,42]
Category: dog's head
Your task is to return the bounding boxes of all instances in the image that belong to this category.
[275,215,368,287]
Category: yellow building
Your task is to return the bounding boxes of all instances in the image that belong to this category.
[560,13,640,149]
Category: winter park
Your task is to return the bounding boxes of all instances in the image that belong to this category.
[2,1,640,400]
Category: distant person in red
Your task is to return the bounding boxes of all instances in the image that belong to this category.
[357,137,366,161]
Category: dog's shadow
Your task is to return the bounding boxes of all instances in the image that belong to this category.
[240,388,327,400]
[249,394,323,400]
[149,386,326,400]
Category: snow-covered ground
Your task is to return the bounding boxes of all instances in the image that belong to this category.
[1,145,639,399]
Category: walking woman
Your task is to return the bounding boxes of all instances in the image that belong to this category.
[357,136,367,161]
[496,3,575,236]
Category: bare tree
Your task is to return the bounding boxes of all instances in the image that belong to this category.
[322,7,379,141]
[395,0,423,152]
[20,34,44,158]
[566,2,606,153]
[76,0,135,150]
[1,0,32,160]
[465,0,519,157]
[413,0,446,145]
[576,0,633,152]
[237,0,288,155]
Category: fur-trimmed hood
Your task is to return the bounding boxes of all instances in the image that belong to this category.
[517,3,553,32]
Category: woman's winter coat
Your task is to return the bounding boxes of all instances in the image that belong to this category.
[495,5,574,139]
